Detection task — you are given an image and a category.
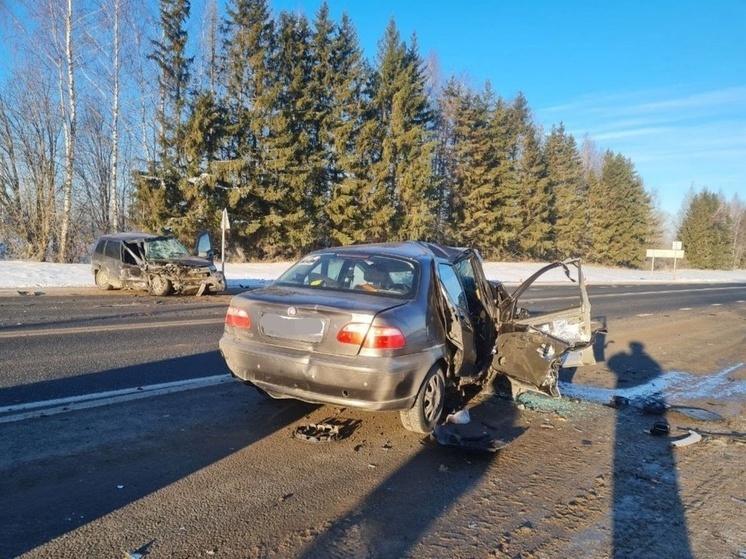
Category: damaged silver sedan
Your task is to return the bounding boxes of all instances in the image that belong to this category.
[219,242,598,433]
[91,231,226,296]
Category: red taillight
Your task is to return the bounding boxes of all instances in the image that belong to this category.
[337,323,368,345]
[225,306,251,329]
[337,323,406,349]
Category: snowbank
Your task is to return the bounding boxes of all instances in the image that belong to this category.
[0,260,743,289]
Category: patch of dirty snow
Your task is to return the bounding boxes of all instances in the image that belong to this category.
[559,363,746,405]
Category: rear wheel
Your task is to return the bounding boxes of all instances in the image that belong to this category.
[400,364,445,434]
[149,275,172,296]
[95,269,112,290]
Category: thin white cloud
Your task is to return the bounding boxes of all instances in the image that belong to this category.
[540,85,746,120]
[592,127,674,141]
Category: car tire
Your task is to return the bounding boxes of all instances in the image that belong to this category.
[95,269,112,290]
[149,275,172,296]
[400,364,445,434]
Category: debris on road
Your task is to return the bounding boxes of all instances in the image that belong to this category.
[293,423,340,443]
[670,430,702,448]
[445,408,471,425]
[431,423,506,453]
[648,420,670,436]
[607,395,630,408]
[676,426,746,442]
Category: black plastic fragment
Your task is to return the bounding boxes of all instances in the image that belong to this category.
[293,423,341,443]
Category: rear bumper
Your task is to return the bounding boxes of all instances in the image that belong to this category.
[219,336,440,411]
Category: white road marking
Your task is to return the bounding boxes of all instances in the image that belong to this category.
[636,313,653,317]
[526,285,745,304]
[0,318,223,339]
[711,303,723,307]
[0,375,232,424]
[679,307,692,311]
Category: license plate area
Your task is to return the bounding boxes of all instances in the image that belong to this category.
[259,313,326,343]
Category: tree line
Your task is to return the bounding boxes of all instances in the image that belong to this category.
[1,0,743,268]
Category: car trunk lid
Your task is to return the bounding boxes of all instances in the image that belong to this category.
[229,285,407,356]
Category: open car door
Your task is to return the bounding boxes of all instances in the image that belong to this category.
[491,258,598,397]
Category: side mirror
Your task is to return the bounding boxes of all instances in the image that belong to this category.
[196,231,214,259]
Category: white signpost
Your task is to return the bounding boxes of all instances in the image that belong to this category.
[646,241,684,279]
[220,208,230,275]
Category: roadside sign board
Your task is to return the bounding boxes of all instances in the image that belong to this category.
[646,249,684,258]
[221,208,231,231]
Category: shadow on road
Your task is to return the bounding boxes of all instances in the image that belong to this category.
[607,341,694,559]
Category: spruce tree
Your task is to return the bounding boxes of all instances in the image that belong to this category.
[394,33,437,241]
[514,121,552,259]
[364,19,436,242]
[178,91,227,240]
[260,11,316,258]
[133,0,193,235]
[545,123,588,259]
[678,189,734,269]
[324,13,372,246]
[216,0,276,258]
[447,83,501,255]
[588,151,653,267]
[431,76,462,244]
[150,0,193,163]
[489,96,523,257]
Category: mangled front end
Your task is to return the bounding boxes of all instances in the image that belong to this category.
[146,261,226,296]
[490,258,600,397]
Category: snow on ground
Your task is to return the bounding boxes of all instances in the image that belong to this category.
[0,259,744,289]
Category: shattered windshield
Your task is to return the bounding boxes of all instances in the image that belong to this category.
[144,237,191,260]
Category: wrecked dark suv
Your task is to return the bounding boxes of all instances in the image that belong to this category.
[219,241,598,433]
[91,231,226,296]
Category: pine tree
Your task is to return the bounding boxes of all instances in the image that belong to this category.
[678,189,734,269]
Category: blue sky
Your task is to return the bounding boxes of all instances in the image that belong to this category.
[270,0,746,218]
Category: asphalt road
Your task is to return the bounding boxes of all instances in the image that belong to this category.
[0,283,742,402]
[0,283,743,558]
[1,283,744,406]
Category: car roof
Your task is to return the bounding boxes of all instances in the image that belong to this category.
[315,241,468,261]
[97,232,161,243]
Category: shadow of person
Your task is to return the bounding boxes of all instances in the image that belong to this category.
[607,341,694,559]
